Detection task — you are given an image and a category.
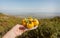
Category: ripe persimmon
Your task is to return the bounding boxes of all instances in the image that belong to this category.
[27,22,34,29]
[22,17,39,29]
[33,19,39,26]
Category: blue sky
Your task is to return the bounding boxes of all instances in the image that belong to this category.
[0,0,60,14]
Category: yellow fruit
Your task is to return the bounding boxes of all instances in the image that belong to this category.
[27,22,34,29]
[22,17,39,29]
[22,22,26,26]
[33,19,39,26]
[22,19,26,26]
[28,17,33,21]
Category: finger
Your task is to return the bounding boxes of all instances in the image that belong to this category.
[19,26,26,30]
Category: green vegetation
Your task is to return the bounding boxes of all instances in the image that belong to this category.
[0,13,22,38]
[0,13,60,38]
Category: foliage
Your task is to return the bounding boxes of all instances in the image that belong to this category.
[0,13,60,38]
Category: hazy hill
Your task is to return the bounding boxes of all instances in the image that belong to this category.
[0,13,60,38]
[1,12,60,18]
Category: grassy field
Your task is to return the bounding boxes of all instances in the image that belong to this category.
[0,13,60,38]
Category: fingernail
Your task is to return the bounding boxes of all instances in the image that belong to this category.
[19,27,26,30]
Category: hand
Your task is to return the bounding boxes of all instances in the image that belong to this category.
[3,24,27,38]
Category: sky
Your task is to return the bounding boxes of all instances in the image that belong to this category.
[0,0,60,15]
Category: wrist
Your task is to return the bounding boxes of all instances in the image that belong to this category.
[3,30,16,38]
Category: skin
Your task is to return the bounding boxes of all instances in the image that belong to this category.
[2,24,27,38]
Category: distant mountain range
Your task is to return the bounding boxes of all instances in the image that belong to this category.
[13,12,60,18]
[0,12,60,18]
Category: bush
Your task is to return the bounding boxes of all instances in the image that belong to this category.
[0,13,60,38]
